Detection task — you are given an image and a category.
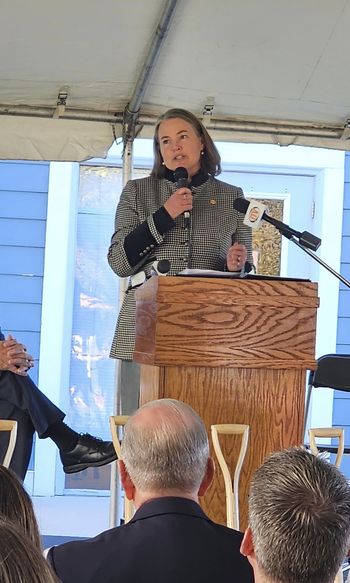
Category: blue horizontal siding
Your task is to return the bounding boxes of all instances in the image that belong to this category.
[0,275,43,303]
[0,247,45,276]
[341,263,350,277]
[0,218,46,247]
[340,264,350,290]
[344,182,350,209]
[1,303,42,331]
[343,209,350,234]
[0,162,49,191]
[333,400,350,426]
[339,425,350,446]
[344,159,350,183]
[0,162,50,473]
[341,237,350,262]
[339,456,350,475]
[338,290,350,317]
[0,191,47,220]
[0,159,49,394]
[329,426,350,470]
[333,153,350,475]
[329,426,350,455]
[337,344,350,353]
[337,318,350,344]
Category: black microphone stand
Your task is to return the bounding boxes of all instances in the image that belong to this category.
[278,228,350,290]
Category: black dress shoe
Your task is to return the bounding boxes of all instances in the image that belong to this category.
[60,434,117,474]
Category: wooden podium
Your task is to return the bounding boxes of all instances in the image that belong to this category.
[133,276,319,528]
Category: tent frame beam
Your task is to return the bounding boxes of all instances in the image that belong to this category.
[122,0,179,144]
[0,104,349,142]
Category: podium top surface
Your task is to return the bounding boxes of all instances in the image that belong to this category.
[134,276,319,369]
[136,275,319,307]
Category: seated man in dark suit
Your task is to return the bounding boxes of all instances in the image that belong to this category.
[0,327,116,481]
[240,447,350,583]
[47,398,253,583]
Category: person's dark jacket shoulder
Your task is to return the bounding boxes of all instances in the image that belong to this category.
[48,496,253,583]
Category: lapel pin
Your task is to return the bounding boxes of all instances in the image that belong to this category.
[210,199,217,205]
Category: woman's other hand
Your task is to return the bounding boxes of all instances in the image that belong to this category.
[226,242,248,272]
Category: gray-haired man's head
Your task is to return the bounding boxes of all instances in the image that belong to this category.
[121,399,210,496]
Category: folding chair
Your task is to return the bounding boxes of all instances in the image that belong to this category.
[304,354,350,454]
[0,420,17,468]
[308,427,344,468]
[308,426,347,583]
[109,416,134,523]
[211,424,249,530]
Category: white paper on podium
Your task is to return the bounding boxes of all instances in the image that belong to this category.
[178,269,242,278]
[178,269,310,282]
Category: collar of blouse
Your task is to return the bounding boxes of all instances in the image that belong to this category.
[164,167,209,187]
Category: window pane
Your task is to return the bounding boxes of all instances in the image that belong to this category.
[65,166,123,490]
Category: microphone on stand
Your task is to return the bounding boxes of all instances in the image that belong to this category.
[232,196,350,289]
[151,259,171,276]
[174,167,190,225]
[129,259,171,289]
[233,197,321,251]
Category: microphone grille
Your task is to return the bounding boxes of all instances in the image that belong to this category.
[174,167,188,182]
[154,259,171,275]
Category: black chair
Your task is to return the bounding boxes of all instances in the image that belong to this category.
[304,354,350,454]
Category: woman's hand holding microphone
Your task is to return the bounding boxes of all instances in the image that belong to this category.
[164,188,193,220]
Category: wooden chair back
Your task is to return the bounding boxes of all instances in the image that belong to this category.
[308,427,346,583]
[308,427,344,468]
[109,416,134,523]
[211,423,249,530]
[0,420,17,468]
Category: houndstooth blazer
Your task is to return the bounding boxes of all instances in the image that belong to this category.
[108,174,252,360]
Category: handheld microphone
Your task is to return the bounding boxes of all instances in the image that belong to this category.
[233,197,321,251]
[151,259,171,276]
[174,166,190,224]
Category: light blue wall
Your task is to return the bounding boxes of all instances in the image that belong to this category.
[332,152,350,471]
[0,161,49,385]
[337,152,350,351]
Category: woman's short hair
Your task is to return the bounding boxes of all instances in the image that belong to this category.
[151,108,222,178]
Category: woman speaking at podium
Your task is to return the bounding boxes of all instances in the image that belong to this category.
[108,108,253,413]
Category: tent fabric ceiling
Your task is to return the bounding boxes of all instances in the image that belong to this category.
[0,116,116,162]
[2,0,350,160]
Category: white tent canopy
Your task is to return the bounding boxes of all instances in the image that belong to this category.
[2,0,350,160]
